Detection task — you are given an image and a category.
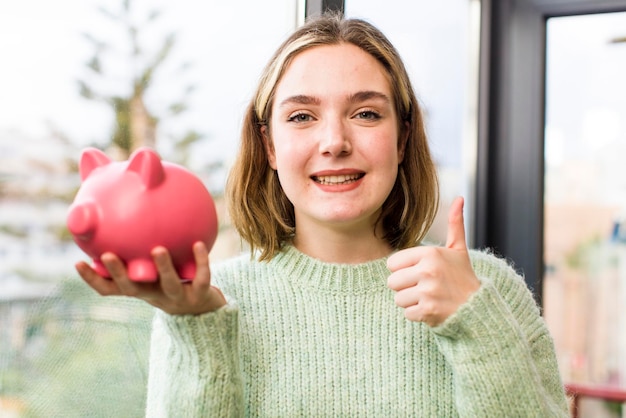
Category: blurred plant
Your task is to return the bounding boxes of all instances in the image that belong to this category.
[564,235,603,270]
[609,35,626,44]
[77,0,203,160]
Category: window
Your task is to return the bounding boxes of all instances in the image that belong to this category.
[543,10,626,388]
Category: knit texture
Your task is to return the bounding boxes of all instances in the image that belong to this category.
[146,246,569,417]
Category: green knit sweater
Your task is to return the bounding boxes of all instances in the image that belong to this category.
[146,246,568,417]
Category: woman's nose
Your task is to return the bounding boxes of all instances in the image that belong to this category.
[318,119,352,156]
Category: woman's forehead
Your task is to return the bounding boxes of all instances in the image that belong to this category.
[273,43,392,104]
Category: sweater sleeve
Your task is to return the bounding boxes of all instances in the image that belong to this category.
[431,252,569,417]
[145,305,244,418]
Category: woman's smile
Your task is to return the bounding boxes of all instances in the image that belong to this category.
[313,173,363,185]
[311,169,366,189]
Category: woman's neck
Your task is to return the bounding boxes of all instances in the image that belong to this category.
[292,221,393,264]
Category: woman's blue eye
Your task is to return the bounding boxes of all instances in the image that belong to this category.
[357,110,380,120]
[288,113,312,122]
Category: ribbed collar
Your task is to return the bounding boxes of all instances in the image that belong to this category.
[268,245,391,295]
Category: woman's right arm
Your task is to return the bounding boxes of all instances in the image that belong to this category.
[75,242,244,416]
[146,307,244,417]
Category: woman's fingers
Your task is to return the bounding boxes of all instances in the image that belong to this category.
[191,242,212,290]
[76,244,226,315]
[75,260,121,296]
[387,263,421,291]
[393,285,420,309]
[188,242,227,313]
[101,252,147,298]
[151,246,184,299]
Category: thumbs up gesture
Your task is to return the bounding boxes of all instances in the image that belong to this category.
[387,196,480,327]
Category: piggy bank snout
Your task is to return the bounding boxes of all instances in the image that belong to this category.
[67,201,99,241]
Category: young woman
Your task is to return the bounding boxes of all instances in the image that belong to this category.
[77,13,569,417]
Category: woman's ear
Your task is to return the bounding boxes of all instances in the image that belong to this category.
[398,121,410,163]
[261,125,277,169]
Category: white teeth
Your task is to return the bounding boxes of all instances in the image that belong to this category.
[315,174,361,185]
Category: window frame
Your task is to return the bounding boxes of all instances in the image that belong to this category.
[476,0,626,305]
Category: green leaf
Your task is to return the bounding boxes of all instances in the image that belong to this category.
[168,102,187,115]
[87,55,101,73]
[147,10,161,21]
[77,80,96,100]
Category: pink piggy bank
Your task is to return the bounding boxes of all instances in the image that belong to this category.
[67,147,218,282]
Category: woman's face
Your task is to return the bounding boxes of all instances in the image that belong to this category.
[264,43,405,235]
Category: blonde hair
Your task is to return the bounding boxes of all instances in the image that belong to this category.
[226,13,439,260]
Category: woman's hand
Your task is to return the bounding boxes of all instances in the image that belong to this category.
[387,197,480,327]
[75,241,227,315]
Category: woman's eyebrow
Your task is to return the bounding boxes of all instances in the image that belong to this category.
[277,91,390,109]
[348,90,390,104]
[278,95,321,108]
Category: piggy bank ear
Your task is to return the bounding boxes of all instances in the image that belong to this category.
[127,147,165,189]
[80,148,112,181]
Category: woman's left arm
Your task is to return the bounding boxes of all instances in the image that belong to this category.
[387,198,568,416]
[430,251,569,417]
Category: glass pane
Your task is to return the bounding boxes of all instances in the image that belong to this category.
[543,11,626,395]
[0,0,296,414]
[344,0,480,245]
